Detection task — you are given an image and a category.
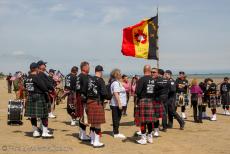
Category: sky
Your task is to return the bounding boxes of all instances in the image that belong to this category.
[0,0,229,75]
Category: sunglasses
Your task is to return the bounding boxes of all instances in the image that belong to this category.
[151,71,157,74]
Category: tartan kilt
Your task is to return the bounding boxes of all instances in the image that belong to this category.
[86,99,105,125]
[24,93,50,118]
[75,93,84,118]
[153,100,165,119]
[67,92,76,116]
[221,94,230,106]
[134,98,156,126]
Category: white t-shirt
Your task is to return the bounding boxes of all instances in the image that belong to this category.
[110,81,127,107]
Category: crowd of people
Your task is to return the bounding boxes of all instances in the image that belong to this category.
[6,61,230,147]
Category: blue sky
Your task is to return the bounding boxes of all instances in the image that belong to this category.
[0,0,229,75]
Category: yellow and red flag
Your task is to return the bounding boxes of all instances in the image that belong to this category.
[121,15,159,60]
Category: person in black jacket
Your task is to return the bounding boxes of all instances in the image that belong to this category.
[220,77,230,115]
[156,69,170,132]
[175,71,189,119]
[205,79,218,121]
[135,65,155,145]
[75,61,91,141]
[24,62,53,138]
[65,66,78,126]
[37,60,55,137]
[48,69,57,118]
[165,70,185,130]
[6,73,13,93]
[86,65,108,148]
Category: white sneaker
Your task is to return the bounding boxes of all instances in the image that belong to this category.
[153,128,159,137]
[147,133,153,143]
[211,114,217,121]
[93,133,104,148]
[79,128,90,141]
[48,112,56,119]
[32,126,40,137]
[136,130,142,136]
[70,119,76,126]
[114,133,126,139]
[181,112,186,119]
[223,110,226,115]
[33,130,40,137]
[90,131,95,145]
[136,134,147,145]
[41,125,53,138]
[226,110,230,116]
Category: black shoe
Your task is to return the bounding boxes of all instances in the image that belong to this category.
[198,120,203,123]
[180,122,185,130]
[194,119,199,123]
[167,125,173,129]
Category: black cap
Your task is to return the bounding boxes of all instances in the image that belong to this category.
[71,66,78,73]
[49,69,56,73]
[30,62,38,70]
[165,70,172,75]
[95,65,104,72]
[37,60,47,66]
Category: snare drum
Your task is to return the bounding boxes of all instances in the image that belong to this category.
[8,100,24,125]
[176,93,185,107]
[216,95,222,107]
[208,95,218,108]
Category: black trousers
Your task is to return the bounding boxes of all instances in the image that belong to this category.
[161,97,168,129]
[168,98,184,127]
[191,101,202,122]
[111,106,122,134]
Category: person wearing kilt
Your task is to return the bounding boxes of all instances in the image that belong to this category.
[164,70,185,130]
[64,66,78,126]
[86,65,107,148]
[199,80,209,119]
[190,78,203,123]
[151,68,167,137]
[47,69,57,119]
[37,60,55,137]
[175,71,189,119]
[206,79,218,121]
[135,65,155,145]
[24,62,53,138]
[220,77,230,115]
[75,61,91,141]
[156,69,170,132]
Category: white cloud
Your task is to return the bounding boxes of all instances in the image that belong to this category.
[101,7,127,24]
[11,50,26,56]
[49,3,66,12]
[72,9,85,18]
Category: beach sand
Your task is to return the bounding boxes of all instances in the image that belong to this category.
[0,77,230,154]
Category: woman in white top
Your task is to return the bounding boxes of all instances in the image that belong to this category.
[110,69,126,139]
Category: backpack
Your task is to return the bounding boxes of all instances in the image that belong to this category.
[106,83,113,100]
[106,79,117,100]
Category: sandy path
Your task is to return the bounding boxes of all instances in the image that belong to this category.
[0,79,230,154]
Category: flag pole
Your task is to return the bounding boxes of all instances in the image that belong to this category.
[156,7,159,69]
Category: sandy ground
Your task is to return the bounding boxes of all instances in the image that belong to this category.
[0,78,230,154]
